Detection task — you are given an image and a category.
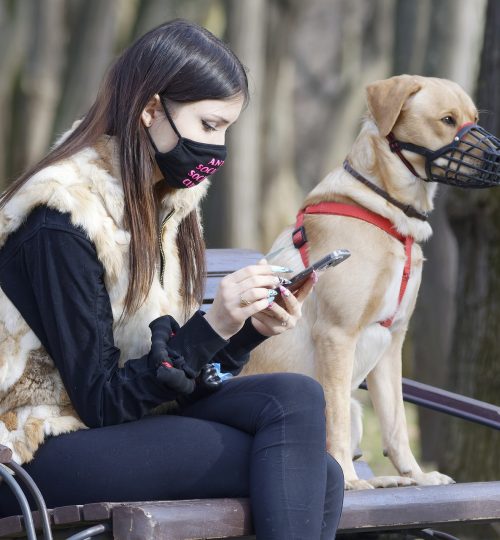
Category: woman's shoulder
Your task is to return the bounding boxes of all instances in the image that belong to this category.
[0,205,92,262]
[23,205,89,239]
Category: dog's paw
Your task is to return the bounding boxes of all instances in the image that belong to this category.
[345,478,375,490]
[411,471,455,486]
[367,475,416,488]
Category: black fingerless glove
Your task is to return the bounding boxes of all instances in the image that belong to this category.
[148,315,195,395]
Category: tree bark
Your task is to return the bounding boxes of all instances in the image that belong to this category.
[399,0,486,464]
[293,0,395,193]
[54,0,120,134]
[258,0,303,249]
[441,0,500,483]
[221,0,267,249]
[21,0,65,167]
[0,0,30,186]
[256,0,398,250]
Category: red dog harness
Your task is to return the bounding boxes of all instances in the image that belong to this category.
[292,202,414,328]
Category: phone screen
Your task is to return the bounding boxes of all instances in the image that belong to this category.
[282,249,350,294]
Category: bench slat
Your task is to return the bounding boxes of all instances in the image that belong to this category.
[0,515,23,537]
[203,249,264,304]
[339,481,500,532]
[206,249,264,274]
[0,447,12,464]
[112,498,252,540]
[82,500,155,521]
[3,482,500,538]
[52,505,82,525]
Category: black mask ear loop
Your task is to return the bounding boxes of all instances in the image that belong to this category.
[160,99,183,139]
[144,123,160,154]
[144,97,181,152]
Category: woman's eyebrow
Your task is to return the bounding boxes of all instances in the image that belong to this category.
[205,114,230,125]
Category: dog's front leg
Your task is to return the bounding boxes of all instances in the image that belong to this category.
[366,328,454,487]
[313,325,372,490]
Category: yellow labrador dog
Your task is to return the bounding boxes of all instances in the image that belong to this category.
[241,75,483,490]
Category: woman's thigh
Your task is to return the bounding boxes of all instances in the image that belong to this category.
[0,414,251,518]
[180,372,326,436]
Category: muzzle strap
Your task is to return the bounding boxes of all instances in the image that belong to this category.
[386,133,425,179]
[387,123,500,189]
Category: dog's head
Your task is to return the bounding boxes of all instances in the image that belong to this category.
[366,75,500,189]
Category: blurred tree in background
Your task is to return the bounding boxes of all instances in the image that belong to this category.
[1,0,499,525]
[442,0,500,481]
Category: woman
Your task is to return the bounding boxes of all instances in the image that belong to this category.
[0,20,343,538]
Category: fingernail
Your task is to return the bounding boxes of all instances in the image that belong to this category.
[311,270,319,284]
[279,285,291,297]
[267,298,275,307]
[271,265,294,273]
[268,289,278,299]
[278,277,292,285]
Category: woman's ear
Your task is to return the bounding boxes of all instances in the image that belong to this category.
[141,94,162,127]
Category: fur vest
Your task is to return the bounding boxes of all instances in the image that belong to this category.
[0,135,209,464]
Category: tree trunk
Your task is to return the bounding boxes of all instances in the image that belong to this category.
[293,0,395,193]
[256,0,398,249]
[258,0,303,250]
[54,0,120,134]
[399,0,486,464]
[21,0,65,167]
[0,0,30,186]
[441,0,500,483]
[217,0,267,249]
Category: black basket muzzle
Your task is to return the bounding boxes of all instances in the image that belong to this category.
[388,123,500,188]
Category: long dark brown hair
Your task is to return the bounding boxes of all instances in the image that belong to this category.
[0,20,248,322]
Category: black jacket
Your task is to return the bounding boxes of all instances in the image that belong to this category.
[0,205,266,428]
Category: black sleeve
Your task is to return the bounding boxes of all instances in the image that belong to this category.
[214,318,269,375]
[2,225,226,428]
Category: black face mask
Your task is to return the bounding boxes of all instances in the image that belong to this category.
[148,102,227,189]
[387,123,500,189]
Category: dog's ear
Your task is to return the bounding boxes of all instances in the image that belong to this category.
[366,75,422,136]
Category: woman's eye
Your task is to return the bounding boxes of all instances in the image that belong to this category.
[441,116,456,126]
[202,121,217,132]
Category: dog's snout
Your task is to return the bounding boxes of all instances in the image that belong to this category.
[483,148,500,173]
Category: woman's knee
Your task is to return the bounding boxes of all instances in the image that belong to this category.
[326,455,344,493]
[326,455,345,512]
[258,372,326,414]
[322,456,345,536]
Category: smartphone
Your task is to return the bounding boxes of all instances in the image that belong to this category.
[281,249,350,294]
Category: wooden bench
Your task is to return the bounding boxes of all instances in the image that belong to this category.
[1,248,500,540]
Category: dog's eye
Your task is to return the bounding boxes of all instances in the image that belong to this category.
[441,116,456,126]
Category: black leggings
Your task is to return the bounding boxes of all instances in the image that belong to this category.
[0,373,344,539]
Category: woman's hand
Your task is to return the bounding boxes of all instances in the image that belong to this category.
[203,260,287,340]
[250,270,316,337]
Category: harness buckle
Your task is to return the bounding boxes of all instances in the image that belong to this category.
[292,225,308,249]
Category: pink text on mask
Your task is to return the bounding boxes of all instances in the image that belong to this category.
[182,158,225,187]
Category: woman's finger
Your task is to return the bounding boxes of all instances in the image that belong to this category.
[274,285,303,316]
[237,273,282,291]
[262,297,298,329]
[252,309,295,333]
[229,261,293,285]
[293,271,317,303]
[238,287,278,307]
